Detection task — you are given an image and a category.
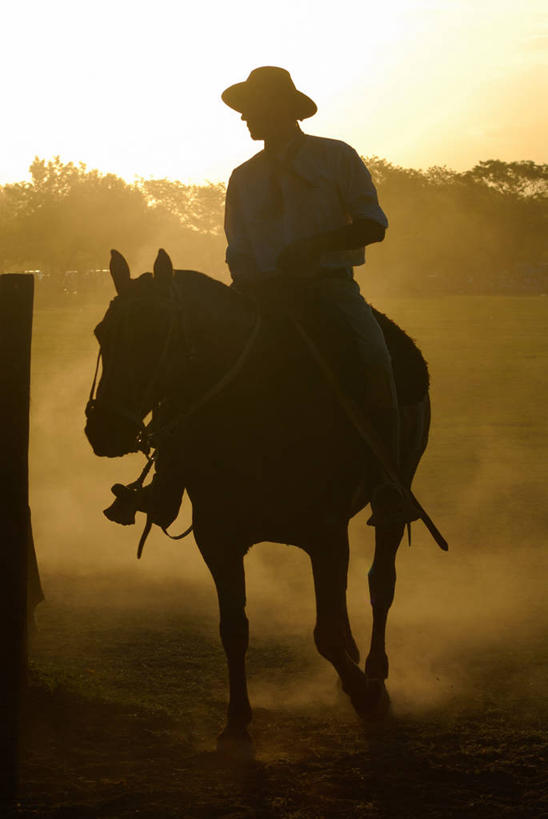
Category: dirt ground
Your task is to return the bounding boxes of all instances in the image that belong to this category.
[11,571,547,819]
[10,294,548,817]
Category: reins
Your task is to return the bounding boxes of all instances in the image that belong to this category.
[89,281,262,557]
[140,309,261,557]
[145,311,262,447]
[86,298,180,453]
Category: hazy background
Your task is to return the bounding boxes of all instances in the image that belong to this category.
[1,0,546,185]
[1,155,546,298]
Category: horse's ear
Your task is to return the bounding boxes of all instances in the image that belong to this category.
[110,249,131,294]
[153,248,174,288]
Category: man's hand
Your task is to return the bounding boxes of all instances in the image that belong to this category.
[277,219,385,276]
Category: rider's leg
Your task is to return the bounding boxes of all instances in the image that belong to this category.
[137,451,185,529]
[106,453,184,530]
[317,278,415,524]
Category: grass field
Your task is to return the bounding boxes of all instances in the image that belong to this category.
[16,293,548,817]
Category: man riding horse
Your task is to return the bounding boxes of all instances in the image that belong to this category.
[108,66,421,534]
[138,66,415,528]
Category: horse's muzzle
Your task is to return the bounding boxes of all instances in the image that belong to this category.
[85,401,141,458]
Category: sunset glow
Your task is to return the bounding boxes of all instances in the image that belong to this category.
[1,0,546,184]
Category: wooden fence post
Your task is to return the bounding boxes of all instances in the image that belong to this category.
[0,274,34,802]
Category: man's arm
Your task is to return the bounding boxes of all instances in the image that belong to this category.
[277,218,385,274]
[279,146,387,275]
[224,172,257,280]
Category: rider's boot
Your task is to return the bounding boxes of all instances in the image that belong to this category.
[134,474,185,530]
[368,407,419,527]
[104,463,185,530]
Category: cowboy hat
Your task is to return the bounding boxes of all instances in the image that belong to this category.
[222,66,317,120]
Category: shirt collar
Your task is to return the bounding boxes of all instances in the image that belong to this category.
[261,130,317,187]
[263,127,306,163]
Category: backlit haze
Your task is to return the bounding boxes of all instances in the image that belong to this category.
[1,0,546,184]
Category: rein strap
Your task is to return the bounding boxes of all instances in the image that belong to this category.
[147,313,262,446]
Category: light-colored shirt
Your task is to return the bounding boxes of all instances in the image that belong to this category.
[224,131,388,279]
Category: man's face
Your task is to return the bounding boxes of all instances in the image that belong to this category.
[241,103,296,141]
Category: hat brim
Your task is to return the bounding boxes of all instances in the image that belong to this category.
[222,82,317,120]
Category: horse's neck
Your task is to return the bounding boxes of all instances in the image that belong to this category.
[173,269,257,380]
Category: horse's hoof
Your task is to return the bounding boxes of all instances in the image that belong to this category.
[351,678,390,721]
[216,727,255,761]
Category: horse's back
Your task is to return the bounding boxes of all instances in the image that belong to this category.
[174,271,430,539]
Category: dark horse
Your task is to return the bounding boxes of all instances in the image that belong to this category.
[85,249,432,752]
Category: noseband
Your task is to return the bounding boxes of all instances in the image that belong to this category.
[85,351,150,451]
[86,288,180,453]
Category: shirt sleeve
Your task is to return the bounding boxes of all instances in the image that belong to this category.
[337,146,389,229]
[224,171,257,278]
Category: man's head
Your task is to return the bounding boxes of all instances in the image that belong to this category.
[222,66,316,140]
[240,98,298,141]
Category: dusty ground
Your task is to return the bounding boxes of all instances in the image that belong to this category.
[10,294,548,817]
[11,571,548,819]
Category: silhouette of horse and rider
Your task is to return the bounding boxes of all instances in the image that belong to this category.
[85,67,446,752]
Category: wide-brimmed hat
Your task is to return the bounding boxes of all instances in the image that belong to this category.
[222,66,317,120]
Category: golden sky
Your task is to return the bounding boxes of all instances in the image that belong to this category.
[1,0,546,185]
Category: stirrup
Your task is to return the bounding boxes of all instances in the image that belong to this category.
[104,483,147,526]
[370,482,420,527]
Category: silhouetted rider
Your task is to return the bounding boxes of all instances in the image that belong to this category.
[110,67,411,531]
[222,66,412,523]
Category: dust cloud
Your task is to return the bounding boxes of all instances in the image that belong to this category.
[29,288,548,720]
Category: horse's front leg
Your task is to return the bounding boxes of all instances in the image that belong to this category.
[309,528,375,716]
[365,517,405,695]
[199,542,252,755]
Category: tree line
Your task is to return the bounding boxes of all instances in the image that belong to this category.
[0,155,545,300]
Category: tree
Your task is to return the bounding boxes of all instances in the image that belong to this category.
[140,179,225,235]
[463,160,548,199]
[0,155,545,297]
[0,158,164,277]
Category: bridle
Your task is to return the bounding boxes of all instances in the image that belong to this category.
[86,279,262,557]
[85,288,181,454]
[86,352,148,452]
[86,279,262,459]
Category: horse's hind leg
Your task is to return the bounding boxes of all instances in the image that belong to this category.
[364,399,427,697]
[365,519,405,688]
[199,544,252,754]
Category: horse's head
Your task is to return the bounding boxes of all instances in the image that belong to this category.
[85,248,177,457]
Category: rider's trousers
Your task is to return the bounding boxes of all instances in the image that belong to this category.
[316,276,398,412]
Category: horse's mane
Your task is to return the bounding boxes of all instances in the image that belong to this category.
[174,268,253,323]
